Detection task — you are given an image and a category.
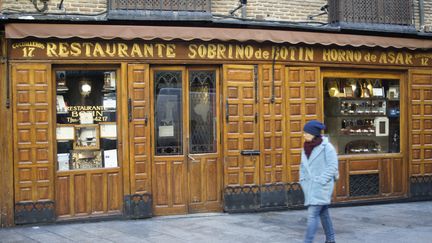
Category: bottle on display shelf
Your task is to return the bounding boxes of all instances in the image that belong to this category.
[354,80,362,98]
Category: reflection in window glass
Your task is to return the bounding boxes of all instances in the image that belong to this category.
[55,70,118,171]
[154,71,183,155]
[323,77,400,155]
[189,71,216,154]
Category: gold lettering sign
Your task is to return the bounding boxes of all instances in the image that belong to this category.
[66,106,108,123]
[322,49,415,66]
[12,41,45,57]
[9,39,432,67]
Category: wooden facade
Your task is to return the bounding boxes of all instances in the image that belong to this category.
[1,35,432,226]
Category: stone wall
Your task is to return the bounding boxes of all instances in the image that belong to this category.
[1,0,106,14]
[1,0,431,32]
[411,0,432,32]
[212,0,328,22]
[421,0,432,31]
[1,0,327,21]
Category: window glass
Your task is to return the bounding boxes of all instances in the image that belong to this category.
[55,70,118,171]
[189,70,216,154]
[154,71,183,155]
[323,77,400,155]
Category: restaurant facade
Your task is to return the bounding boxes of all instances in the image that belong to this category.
[1,21,432,226]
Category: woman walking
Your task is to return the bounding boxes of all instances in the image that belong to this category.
[299,120,339,243]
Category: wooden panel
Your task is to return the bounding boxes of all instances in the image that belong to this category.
[12,64,54,203]
[56,169,122,218]
[107,172,121,212]
[409,70,432,176]
[259,64,286,184]
[335,160,348,198]
[172,160,185,205]
[223,65,260,186]
[206,158,218,201]
[286,67,321,181]
[188,156,222,213]
[55,176,70,217]
[381,159,392,194]
[74,174,87,215]
[189,157,202,203]
[152,157,187,215]
[154,161,168,206]
[91,174,104,213]
[128,64,151,194]
[393,158,404,194]
[333,155,406,203]
[350,160,379,172]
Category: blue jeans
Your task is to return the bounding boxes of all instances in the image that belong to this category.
[304,205,335,243]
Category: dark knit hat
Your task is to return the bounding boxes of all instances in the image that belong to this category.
[303,120,326,136]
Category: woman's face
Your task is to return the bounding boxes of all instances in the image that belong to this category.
[303,132,314,142]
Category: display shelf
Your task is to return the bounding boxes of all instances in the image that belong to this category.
[324,77,400,155]
[102,88,116,93]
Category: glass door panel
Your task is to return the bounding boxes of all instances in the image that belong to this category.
[154,71,183,155]
[189,70,217,154]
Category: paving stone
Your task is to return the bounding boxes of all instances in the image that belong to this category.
[0,232,37,243]
[0,201,431,243]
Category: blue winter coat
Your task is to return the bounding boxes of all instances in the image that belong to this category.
[299,137,339,206]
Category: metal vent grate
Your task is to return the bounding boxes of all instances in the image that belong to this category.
[349,174,379,197]
[109,0,211,12]
[328,0,414,26]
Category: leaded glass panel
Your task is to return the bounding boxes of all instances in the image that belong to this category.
[154,71,183,155]
[189,71,216,154]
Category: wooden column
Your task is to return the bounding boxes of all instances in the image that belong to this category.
[409,70,432,176]
[223,65,260,186]
[259,64,286,184]
[12,63,55,224]
[0,37,14,227]
[285,67,322,182]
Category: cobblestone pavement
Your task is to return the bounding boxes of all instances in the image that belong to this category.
[1,201,431,243]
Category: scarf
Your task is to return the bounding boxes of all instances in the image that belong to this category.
[304,136,323,159]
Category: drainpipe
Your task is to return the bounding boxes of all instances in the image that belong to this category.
[419,0,425,31]
[241,2,247,18]
[240,0,247,19]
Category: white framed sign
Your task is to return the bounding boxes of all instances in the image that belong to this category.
[104,149,118,168]
[159,125,174,137]
[56,126,74,140]
[100,123,117,138]
[57,153,70,171]
[372,87,384,97]
[375,117,389,136]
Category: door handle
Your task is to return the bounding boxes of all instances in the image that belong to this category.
[241,150,261,156]
[128,98,132,122]
[225,97,229,122]
[187,154,196,161]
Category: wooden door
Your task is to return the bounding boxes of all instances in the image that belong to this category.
[285,67,322,182]
[409,70,432,176]
[223,65,260,186]
[12,63,54,204]
[259,64,286,184]
[150,66,222,215]
[128,64,151,195]
[187,67,222,213]
[151,66,188,215]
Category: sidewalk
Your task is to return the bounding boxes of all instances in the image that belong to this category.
[1,201,431,243]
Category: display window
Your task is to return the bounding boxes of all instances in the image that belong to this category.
[55,69,118,170]
[324,76,400,155]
